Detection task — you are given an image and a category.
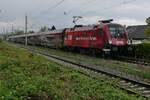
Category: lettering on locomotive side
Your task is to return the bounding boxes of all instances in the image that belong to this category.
[65,33,97,41]
[66,26,96,32]
[74,27,95,31]
[75,37,97,41]
[65,36,97,41]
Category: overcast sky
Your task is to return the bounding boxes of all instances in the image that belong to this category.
[0,0,149,33]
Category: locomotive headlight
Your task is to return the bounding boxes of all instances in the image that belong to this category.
[108,40,112,44]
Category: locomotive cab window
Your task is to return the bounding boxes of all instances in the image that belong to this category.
[109,24,126,38]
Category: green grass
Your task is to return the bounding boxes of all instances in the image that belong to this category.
[26,45,150,82]
[0,42,146,100]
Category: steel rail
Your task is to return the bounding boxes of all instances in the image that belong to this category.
[115,56,150,67]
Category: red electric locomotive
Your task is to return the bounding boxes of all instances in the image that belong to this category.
[64,19,128,54]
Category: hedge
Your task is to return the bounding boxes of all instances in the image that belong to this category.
[135,43,150,59]
[0,38,2,43]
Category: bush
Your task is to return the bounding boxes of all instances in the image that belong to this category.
[135,43,150,59]
[0,38,3,42]
[144,27,150,36]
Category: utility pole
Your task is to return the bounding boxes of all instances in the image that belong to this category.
[25,13,28,46]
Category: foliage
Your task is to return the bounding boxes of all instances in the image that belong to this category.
[28,30,35,33]
[145,17,150,36]
[146,17,150,26]
[135,43,150,60]
[0,38,2,42]
[40,25,56,32]
[14,29,24,35]
[144,27,150,36]
[40,26,48,32]
[0,42,145,100]
[143,39,150,43]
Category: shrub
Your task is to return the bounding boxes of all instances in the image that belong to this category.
[135,43,150,59]
[0,38,3,42]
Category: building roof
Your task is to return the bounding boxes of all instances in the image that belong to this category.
[126,25,150,39]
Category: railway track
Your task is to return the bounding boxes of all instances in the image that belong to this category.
[13,42,150,67]
[20,46,150,99]
[116,56,150,67]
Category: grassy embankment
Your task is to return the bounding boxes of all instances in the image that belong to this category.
[28,45,150,82]
[0,42,146,99]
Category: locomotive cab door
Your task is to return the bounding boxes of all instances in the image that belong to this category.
[89,28,104,49]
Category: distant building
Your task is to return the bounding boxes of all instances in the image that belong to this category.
[126,25,150,40]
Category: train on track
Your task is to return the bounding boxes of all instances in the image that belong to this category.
[8,19,132,55]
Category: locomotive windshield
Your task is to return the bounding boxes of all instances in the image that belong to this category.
[109,24,126,38]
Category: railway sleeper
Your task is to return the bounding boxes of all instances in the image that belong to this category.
[129,84,139,88]
[142,90,150,94]
[135,87,146,91]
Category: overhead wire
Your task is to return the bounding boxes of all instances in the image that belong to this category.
[56,0,138,25]
[31,0,95,24]
[31,0,65,20]
[80,0,137,16]
[36,0,98,26]
[64,0,97,16]
[103,0,137,11]
[30,0,138,30]
[29,0,66,30]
